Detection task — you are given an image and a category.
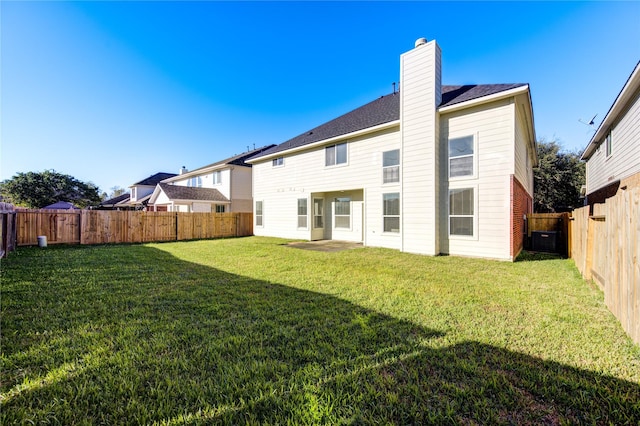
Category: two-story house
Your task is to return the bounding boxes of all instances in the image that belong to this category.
[128,172,177,210]
[148,146,275,213]
[247,38,537,261]
[580,61,640,207]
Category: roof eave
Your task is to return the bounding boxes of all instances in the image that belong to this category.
[438,85,529,113]
[247,120,400,163]
[581,62,640,161]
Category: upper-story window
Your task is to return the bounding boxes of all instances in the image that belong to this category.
[449,135,475,178]
[187,176,202,187]
[272,157,284,167]
[212,171,222,185]
[383,149,400,183]
[325,143,347,167]
[605,130,612,157]
[131,187,137,201]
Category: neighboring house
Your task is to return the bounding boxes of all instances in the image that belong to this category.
[247,38,537,261]
[148,146,275,213]
[128,172,177,210]
[580,61,640,207]
[97,193,132,210]
[43,201,78,210]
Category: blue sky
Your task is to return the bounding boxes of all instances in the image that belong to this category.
[2,1,639,195]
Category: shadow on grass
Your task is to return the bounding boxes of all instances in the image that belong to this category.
[2,245,638,424]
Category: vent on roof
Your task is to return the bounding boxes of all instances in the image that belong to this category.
[415,37,427,48]
[179,166,188,175]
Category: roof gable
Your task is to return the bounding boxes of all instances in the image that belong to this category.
[252,84,527,159]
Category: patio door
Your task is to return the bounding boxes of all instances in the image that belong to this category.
[311,198,325,240]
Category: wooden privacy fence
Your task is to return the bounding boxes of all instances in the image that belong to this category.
[17,210,253,246]
[0,202,17,258]
[570,187,639,345]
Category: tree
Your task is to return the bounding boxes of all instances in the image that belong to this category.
[534,139,585,213]
[0,170,102,209]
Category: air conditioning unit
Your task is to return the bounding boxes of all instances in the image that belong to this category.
[531,231,558,253]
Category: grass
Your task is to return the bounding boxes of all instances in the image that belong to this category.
[1,236,639,424]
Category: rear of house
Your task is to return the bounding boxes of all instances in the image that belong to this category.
[248,38,536,261]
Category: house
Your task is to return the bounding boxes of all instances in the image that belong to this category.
[148,146,275,213]
[247,38,537,261]
[580,61,640,207]
[128,172,177,210]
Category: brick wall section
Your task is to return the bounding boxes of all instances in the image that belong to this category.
[510,175,533,259]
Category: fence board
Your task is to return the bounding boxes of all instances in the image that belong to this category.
[571,188,640,344]
[17,210,252,247]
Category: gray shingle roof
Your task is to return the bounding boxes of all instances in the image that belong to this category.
[157,183,229,202]
[183,145,277,175]
[133,172,178,186]
[99,193,130,206]
[253,84,526,159]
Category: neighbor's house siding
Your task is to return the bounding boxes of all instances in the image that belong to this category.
[229,167,253,213]
[439,98,515,260]
[252,126,401,247]
[586,87,640,198]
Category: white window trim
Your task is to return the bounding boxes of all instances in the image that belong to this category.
[448,133,478,181]
[382,192,400,234]
[333,197,351,230]
[272,157,284,168]
[297,198,308,230]
[325,143,349,168]
[382,149,400,185]
[605,130,612,158]
[212,171,222,185]
[448,184,479,240]
[255,201,264,227]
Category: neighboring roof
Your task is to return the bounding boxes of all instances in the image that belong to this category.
[43,201,78,210]
[155,183,230,203]
[581,61,640,161]
[251,84,527,159]
[132,172,178,187]
[99,193,130,207]
[164,145,277,182]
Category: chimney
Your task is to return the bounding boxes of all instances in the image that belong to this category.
[179,166,188,175]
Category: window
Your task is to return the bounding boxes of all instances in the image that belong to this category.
[449,135,475,178]
[325,143,347,166]
[215,205,225,213]
[313,199,324,228]
[449,188,474,236]
[297,198,308,228]
[272,157,284,167]
[334,197,350,228]
[255,201,263,227]
[605,131,612,157]
[212,171,222,185]
[383,149,400,183]
[131,187,137,200]
[383,193,400,233]
[187,176,202,187]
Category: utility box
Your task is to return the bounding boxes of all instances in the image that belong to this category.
[531,231,558,253]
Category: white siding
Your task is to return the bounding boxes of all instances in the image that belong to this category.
[586,88,640,193]
[229,167,253,213]
[400,40,441,255]
[514,101,534,195]
[192,202,212,213]
[439,99,515,260]
[253,127,401,248]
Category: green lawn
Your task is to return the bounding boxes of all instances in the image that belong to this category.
[1,237,639,424]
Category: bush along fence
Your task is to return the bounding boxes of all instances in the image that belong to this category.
[16,210,253,246]
[571,187,639,345]
[0,202,17,258]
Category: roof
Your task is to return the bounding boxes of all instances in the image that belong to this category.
[99,193,130,206]
[156,183,230,203]
[132,172,178,186]
[164,145,277,183]
[581,61,640,161]
[251,84,527,159]
[43,201,78,210]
